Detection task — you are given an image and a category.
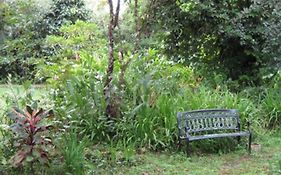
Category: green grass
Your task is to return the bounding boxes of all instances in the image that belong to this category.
[91,133,281,175]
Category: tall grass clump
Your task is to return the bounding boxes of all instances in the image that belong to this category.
[261,87,281,128]
[182,87,258,123]
[240,73,281,129]
[61,130,88,175]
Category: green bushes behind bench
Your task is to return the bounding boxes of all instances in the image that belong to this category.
[47,49,280,151]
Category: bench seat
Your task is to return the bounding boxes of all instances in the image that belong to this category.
[188,131,250,141]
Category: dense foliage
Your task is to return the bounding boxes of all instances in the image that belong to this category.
[145,0,281,86]
[0,0,43,82]
[0,0,281,174]
[0,0,90,83]
[36,0,90,37]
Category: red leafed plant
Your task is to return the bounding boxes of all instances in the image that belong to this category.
[7,105,54,169]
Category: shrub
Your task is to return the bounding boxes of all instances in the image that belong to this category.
[36,20,107,82]
[0,82,54,173]
[0,0,44,82]
[7,104,54,170]
[147,0,281,86]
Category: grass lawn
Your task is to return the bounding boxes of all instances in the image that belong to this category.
[92,134,281,175]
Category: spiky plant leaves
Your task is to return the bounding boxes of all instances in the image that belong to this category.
[7,105,54,168]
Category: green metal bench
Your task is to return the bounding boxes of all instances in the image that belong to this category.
[177,109,252,153]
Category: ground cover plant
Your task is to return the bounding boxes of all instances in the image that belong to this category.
[0,0,281,174]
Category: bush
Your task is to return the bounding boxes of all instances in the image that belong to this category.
[47,48,266,151]
[0,0,44,82]
[7,105,54,170]
[36,20,107,82]
[147,0,281,86]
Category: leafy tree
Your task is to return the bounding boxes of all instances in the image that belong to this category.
[37,20,107,82]
[45,20,106,59]
[0,0,91,82]
[144,0,281,85]
[0,0,43,81]
[36,0,90,38]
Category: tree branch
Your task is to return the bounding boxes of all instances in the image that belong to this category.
[113,0,121,28]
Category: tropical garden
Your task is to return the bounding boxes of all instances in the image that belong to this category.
[0,0,281,174]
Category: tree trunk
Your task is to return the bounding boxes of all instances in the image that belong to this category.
[104,0,121,118]
[114,0,121,28]
[134,0,141,51]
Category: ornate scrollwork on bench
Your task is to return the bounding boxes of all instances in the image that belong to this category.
[177,109,252,154]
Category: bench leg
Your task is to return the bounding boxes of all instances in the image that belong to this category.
[186,139,190,156]
[237,136,241,144]
[248,133,252,154]
[178,139,182,150]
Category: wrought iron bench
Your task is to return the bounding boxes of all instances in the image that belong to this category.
[177,109,252,153]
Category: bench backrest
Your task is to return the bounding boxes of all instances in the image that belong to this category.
[177,109,241,138]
